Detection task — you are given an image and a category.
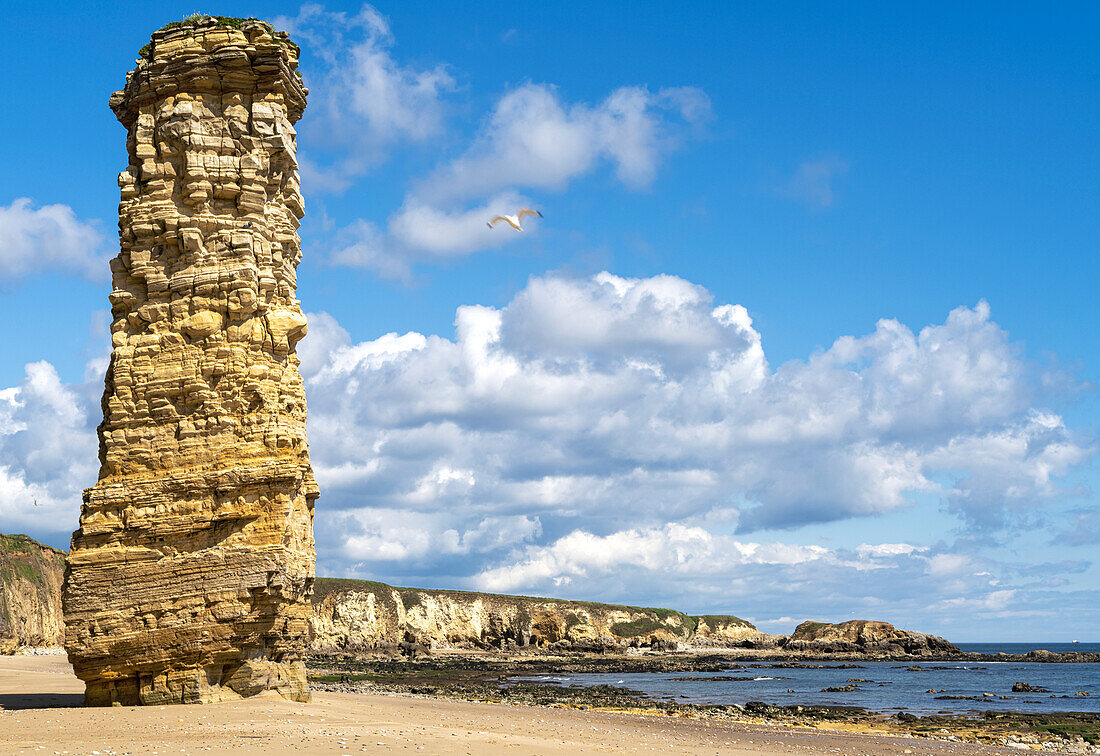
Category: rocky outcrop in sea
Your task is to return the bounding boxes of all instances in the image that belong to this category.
[779,619,959,656]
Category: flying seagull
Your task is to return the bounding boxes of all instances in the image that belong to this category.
[487,209,542,231]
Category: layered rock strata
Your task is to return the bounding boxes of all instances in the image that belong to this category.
[0,534,67,653]
[62,17,317,706]
[782,620,958,655]
[310,578,764,653]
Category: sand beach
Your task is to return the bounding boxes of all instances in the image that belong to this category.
[0,656,1035,755]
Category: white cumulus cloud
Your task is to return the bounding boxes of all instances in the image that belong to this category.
[0,361,98,534]
[416,83,710,204]
[0,270,1094,632]
[0,198,106,281]
[275,3,457,191]
[326,81,709,277]
[287,5,711,277]
[473,523,831,593]
[302,271,1092,578]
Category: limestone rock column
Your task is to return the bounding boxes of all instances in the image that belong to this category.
[62,17,317,706]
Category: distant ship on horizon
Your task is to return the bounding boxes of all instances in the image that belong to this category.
[1072,639,1080,644]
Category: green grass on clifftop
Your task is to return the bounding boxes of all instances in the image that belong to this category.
[139,14,281,58]
[157,13,271,34]
[695,613,753,628]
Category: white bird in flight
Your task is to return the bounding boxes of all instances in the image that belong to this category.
[487,208,543,231]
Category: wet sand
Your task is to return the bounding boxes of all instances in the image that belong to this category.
[0,656,1024,755]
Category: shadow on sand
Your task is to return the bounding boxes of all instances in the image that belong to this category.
[0,692,85,710]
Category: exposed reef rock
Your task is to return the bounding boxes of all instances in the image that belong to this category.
[782,620,959,656]
[0,534,66,653]
[62,16,317,706]
[309,578,765,653]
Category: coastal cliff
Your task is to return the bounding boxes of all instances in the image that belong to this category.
[0,534,968,659]
[0,534,67,652]
[310,578,765,652]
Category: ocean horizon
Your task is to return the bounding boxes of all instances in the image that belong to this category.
[956,642,1100,654]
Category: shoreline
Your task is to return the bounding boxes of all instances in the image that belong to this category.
[0,655,1069,755]
[306,651,1100,752]
[9,643,1100,664]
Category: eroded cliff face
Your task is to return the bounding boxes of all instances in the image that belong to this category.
[62,16,316,706]
[5,529,961,660]
[309,579,765,652]
[0,535,66,653]
[691,615,769,647]
[784,620,959,655]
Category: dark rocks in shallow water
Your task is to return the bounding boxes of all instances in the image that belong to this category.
[399,640,430,658]
[1012,682,1050,693]
[1025,649,1058,660]
[744,701,782,716]
[904,664,987,671]
[754,662,865,670]
[821,684,858,692]
[668,682,765,686]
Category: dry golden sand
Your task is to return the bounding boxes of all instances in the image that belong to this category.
[0,656,1021,755]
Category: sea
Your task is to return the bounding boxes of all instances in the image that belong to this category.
[529,644,1100,716]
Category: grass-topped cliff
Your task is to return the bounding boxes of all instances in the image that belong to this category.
[310,577,762,652]
[0,534,958,658]
[0,533,67,652]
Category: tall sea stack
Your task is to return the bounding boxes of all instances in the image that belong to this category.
[62,17,317,706]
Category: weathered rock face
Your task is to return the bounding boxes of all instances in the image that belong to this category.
[62,17,317,706]
[309,579,762,653]
[0,534,67,653]
[691,615,772,647]
[783,620,959,656]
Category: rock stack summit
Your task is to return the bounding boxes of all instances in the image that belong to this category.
[62,17,317,706]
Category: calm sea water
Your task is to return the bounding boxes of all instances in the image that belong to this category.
[957,642,1100,654]
[540,660,1100,715]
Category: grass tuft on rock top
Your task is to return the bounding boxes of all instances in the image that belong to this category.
[793,621,828,637]
[139,14,282,58]
[610,616,668,638]
[696,614,753,628]
[0,534,35,553]
[157,14,271,34]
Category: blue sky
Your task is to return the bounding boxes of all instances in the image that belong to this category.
[0,1,1097,641]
